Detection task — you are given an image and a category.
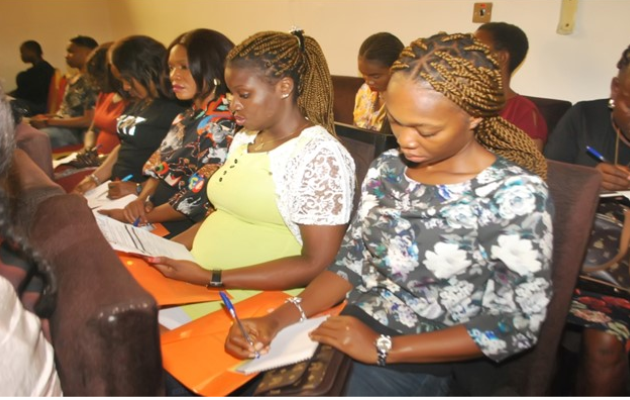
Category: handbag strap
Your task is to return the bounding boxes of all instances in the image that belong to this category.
[583,209,630,273]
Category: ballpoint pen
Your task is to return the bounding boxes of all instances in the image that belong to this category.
[586,146,607,163]
[219,291,260,358]
[121,174,134,182]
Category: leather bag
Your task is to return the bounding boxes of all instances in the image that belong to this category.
[253,344,353,396]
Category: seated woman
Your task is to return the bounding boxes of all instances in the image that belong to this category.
[353,32,404,132]
[98,29,235,237]
[147,29,355,311]
[0,86,62,396]
[225,32,552,397]
[474,22,548,152]
[73,35,185,195]
[545,44,630,396]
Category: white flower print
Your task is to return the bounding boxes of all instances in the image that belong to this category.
[387,236,419,279]
[469,329,507,356]
[397,306,419,328]
[424,242,472,279]
[358,193,379,220]
[515,278,551,314]
[491,235,541,275]
[481,280,516,313]
[496,183,537,220]
[442,203,478,229]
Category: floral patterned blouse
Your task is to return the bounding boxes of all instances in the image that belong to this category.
[353,83,386,131]
[143,95,235,222]
[329,150,554,362]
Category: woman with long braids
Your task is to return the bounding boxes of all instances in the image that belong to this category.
[0,86,62,395]
[147,30,355,312]
[225,32,553,396]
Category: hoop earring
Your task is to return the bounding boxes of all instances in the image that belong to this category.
[609,98,616,110]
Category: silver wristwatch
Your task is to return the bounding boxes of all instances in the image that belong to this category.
[375,334,392,366]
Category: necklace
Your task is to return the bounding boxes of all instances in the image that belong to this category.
[251,122,310,152]
[612,114,629,165]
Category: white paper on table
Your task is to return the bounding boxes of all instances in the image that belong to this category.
[84,180,138,211]
[159,306,193,330]
[600,190,630,199]
[52,152,78,169]
[93,212,195,261]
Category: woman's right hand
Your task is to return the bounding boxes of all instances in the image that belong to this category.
[596,163,630,191]
[73,177,97,195]
[123,198,153,225]
[225,315,279,359]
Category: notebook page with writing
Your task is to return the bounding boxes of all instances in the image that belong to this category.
[236,315,328,374]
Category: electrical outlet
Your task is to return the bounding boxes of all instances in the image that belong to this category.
[473,2,493,23]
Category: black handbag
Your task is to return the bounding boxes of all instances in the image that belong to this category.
[252,344,353,396]
[580,198,630,299]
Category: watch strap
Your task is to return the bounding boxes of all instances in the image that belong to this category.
[206,269,223,288]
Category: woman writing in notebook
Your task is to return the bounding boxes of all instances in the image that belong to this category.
[146,30,354,308]
[225,33,553,396]
[98,29,235,237]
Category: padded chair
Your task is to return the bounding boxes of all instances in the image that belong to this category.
[331,75,364,124]
[452,160,601,395]
[46,69,67,115]
[524,95,572,134]
[26,192,164,395]
[335,122,398,213]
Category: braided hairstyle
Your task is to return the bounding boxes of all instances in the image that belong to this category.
[391,32,547,179]
[0,87,57,317]
[226,29,336,135]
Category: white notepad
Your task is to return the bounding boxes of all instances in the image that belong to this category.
[236,315,328,374]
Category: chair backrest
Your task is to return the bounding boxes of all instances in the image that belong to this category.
[452,160,601,396]
[524,95,572,134]
[27,193,163,395]
[506,160,600,394]
[46,69,67,115]
[331,75,364,125]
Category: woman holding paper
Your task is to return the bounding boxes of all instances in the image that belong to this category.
[72,35,184,196]
[225,33,552,396]
[147,29,355,309]
[98,29,236,237]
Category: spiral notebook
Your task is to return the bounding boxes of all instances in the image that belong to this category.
[236,315,328,374]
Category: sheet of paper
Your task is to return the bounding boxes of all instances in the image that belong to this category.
[600,190,630,199]
[236,315,328,374]
[84,180,138,211]
[94,212,195,261]
[159,306,194,330]
[52,152,78,169]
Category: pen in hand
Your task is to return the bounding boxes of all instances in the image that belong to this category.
[219,291,260,359]
[586,146,608,163]
[121,174,134,182]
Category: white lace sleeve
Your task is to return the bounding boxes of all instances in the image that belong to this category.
[286,134,355,226]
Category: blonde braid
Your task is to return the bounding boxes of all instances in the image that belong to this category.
[392,33,547,179]
[226,30,336,135]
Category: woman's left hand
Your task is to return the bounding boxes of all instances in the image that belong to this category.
[97,208,127,223]
[309,316,380,364]
[107,181,137,199]
[145,256,209,285]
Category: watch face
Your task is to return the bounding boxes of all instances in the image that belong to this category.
[376,335,392,351]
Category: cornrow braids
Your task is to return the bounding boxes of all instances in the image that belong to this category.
[0,89,57,318]
[226,30,336,135]
[391,32,547,179]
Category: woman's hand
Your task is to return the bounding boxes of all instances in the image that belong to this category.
[73,177,97,195]
[123,198,154,225]
[225,315,279,359]
[145,256,209,284]
[596,163,630,191]
[107,181,137,199]
[309,316,380,364]
[97,208,128,223]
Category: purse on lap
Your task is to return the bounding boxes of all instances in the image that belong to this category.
[252,344,353,396]
[580,198,630,299]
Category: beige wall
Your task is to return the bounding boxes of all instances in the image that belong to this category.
[0,0,113,92]
[2,0,629,104]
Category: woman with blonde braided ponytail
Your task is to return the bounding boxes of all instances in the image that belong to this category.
[147,29,355,318]
[226,33,553,396]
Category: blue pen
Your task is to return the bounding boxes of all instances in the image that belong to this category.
[121,174,134,182]
[219,291,260,358]
[586,146,607,163]
[133,217,141,227]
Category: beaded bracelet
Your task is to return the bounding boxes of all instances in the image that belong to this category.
[285,297,306,322]
[89,173,101,186]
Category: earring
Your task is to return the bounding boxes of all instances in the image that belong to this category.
[282,93,290,99]
[213,78,221,87]
[609,98,616,110]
